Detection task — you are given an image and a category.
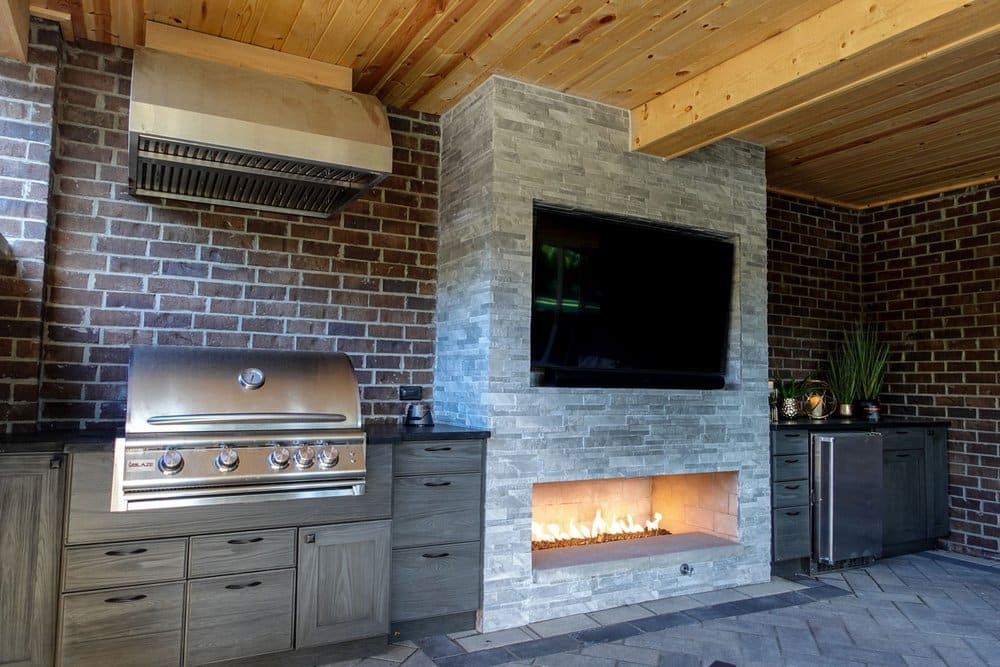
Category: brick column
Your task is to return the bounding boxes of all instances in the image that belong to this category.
[0,21,60,432]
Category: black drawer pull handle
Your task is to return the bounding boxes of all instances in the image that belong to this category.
[896,453,910,458]
[783,458,799,464]
[227,537,264,545]
[225,581,262,590]
[105,594,147,604]
[424,481,452,487]
[784,484,800,490]
[896,431,910,435]
[784,433,802,438]
[424,446,452,452]
[105,548,148,556]
[785,511,801,516]
[422,552,450,559]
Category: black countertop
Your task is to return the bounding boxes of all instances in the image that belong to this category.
[771,416,950,430]
[0,423,490,455]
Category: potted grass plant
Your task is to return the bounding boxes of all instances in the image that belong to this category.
[827,340,859,417]
[843,319,889,419]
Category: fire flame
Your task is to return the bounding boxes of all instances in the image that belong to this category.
[531,510,663,543]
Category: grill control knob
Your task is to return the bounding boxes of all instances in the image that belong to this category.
[158,449,184,474]
[215,446,239,472]
[268,446,290,470]
[294,445,316,469]
[318,446,340,468]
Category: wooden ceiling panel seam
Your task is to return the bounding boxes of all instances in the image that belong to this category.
[742,39,1000,149]
[219,0,266,42]
[410,0,576,112]
[392,0,555,108]
[826,149,1000,197]
[308,0,381,64]
[145,0,191,30]
[280,0,345,58]
[767,84,1000,174]
[350,0,452,94]
[374,0,522,106]
[246,0,304,50]
[767,103,1000,183]
[180,0,226,33]
[337,0,417,82]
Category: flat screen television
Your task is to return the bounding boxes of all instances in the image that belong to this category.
[530,203,735,390]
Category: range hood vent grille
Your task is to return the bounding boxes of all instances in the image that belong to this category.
[133,136,385,218]
[128,48,393,218]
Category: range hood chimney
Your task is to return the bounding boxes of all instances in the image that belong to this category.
[128,48,393,218]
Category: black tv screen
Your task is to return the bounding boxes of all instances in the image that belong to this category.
[530,203,735,390]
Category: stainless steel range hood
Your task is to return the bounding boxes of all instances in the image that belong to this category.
[128,48,393,218]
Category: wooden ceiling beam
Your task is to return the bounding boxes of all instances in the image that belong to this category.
[1,0,30,62]
[142,20,354,91]
[630,0,994,160]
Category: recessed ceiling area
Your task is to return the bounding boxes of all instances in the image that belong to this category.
[8,0,1000,209]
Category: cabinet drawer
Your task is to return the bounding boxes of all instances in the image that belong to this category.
[772,507,810,561]
[392,474,482,548]
[185,569,294,665]
[771,429,809,456]
[62,538,187,592]
[771,481,808,508]
[391,541,480,622]
[394,440,483,475]
[771,454,808,482]
[189,528,295,577]
[58,582,183,667]
[882,428,924,451]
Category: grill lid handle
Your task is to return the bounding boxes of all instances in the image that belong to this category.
[147,412,348,425]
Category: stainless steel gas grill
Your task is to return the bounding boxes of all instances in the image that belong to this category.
[111,346,367,511]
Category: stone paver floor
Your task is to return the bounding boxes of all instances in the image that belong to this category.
[322,550,1000,667]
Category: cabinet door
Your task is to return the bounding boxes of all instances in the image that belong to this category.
[925,427,950,538]
[296,520,391,648]
[0,454,63,667]
[185,569,294,664]
[882,449,927,547]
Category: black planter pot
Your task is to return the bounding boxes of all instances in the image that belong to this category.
[856,399,881,421]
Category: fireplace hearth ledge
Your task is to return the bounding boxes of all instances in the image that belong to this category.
[531,532,743,584]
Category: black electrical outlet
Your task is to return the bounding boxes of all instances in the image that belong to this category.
[399,385,422,401]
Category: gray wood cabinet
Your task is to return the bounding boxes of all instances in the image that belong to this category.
[769,422,951,569]
[296,520,392,648]
[882,447,927,547]
[769,430,810,563]
[0,454,64,667]
[58,446,395,665]
[390,439,485,637]
[185,569,294,665]
[59,582,184,667]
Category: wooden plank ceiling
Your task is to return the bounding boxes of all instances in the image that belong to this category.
[16,0,1000,209]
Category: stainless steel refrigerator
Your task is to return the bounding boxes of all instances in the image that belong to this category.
[812,431,883,564]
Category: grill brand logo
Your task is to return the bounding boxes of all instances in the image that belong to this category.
[127,459,156,470]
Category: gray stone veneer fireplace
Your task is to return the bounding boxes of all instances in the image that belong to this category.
[433,76,770,632]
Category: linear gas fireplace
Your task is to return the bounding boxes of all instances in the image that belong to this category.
[531,472,740,571]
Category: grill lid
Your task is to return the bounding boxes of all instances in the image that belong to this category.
[124,346,362,435]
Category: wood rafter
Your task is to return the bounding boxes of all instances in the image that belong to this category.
[1,0,30,62]
[142,20,354,91]
[630,0,996,160]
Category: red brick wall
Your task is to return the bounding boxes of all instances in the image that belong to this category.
[0,21,60,433]
[862,183,1000,558]
[3,35,439,430]
[766,193,862,378]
